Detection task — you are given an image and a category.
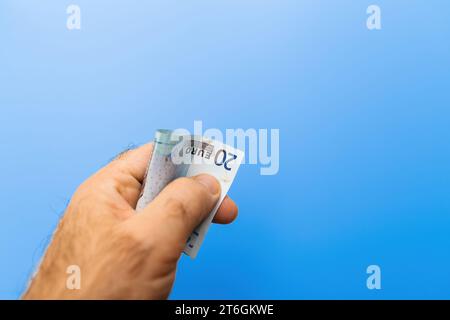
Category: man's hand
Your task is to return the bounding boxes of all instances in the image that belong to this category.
[23,144,238,299]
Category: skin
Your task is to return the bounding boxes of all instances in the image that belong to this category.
[22,143,237,299]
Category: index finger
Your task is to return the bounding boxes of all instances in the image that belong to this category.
[109,143,153,183]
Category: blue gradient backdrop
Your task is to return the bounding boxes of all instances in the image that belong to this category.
[1,1,449,299]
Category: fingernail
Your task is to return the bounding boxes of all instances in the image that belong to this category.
[195,174,220,195]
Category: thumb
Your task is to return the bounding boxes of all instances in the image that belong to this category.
[127,174,221,254]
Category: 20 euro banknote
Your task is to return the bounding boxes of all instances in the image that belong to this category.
[136,129,244,258]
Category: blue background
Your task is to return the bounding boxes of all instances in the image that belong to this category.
[1,1,449,299]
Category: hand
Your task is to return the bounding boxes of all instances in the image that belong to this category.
[23,144,238,299]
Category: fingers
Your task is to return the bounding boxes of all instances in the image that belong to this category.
[90,143,240,227]
[110,143,153,183]
[127,174,221,251]
[92,144,152,208]
[213,196,238,224]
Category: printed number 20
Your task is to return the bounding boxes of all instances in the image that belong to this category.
[214,149,237,171]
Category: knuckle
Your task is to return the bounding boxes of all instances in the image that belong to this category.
[172,177,193,189]
[163,197,189,221]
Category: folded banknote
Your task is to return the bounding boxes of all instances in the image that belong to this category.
[136,129,244,258]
